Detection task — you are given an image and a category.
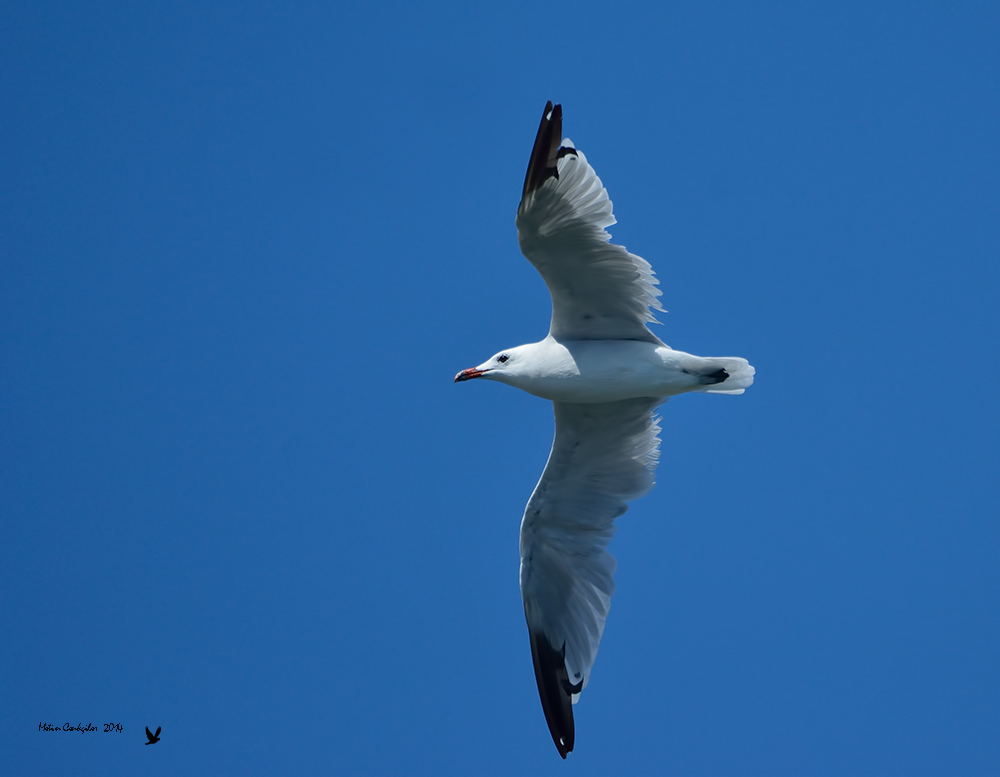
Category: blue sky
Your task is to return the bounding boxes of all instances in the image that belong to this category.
[3,1,999,774]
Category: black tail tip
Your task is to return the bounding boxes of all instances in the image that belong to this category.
[704,367,729,384]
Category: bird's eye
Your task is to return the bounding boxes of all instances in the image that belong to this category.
[497,353,509,364]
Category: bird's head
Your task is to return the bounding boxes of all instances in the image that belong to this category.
[454,346,525,385]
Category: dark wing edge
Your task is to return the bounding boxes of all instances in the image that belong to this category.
[515,103,663,345]
[521,101,563,201]
[528,628,583,759]
[155,726,161,737]
[145,726,154,741]
[520,399,662,758]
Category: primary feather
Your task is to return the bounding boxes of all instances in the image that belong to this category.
[517,102,664,344]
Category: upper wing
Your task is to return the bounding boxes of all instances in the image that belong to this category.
[519,398,662,757]
[146,727,154,741]
[516,102,665,345]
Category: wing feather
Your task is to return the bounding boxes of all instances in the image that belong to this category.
[517,102,665,344]
[519,398,661,755]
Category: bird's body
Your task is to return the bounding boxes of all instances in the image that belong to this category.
[462,337,753,404]
[455,102,754,758]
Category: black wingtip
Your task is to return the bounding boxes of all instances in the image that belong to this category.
[528,628,583,758]
[521,101,563,201]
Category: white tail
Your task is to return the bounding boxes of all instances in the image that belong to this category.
[699,357,756,395]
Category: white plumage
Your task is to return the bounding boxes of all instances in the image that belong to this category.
[517,142,665,344]
[455,102,754,758]
[521,398,660,695]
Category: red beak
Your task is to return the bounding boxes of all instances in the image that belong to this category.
[454,368,488,383]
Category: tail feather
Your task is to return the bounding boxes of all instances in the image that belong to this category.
[697,358,755,395]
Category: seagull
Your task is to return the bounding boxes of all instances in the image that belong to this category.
[145,725,161,745]
[454,102,755,758]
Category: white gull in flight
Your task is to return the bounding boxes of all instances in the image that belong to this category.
[455,102,755,758]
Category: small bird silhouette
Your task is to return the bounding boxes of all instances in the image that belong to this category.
[145,726,161,745]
